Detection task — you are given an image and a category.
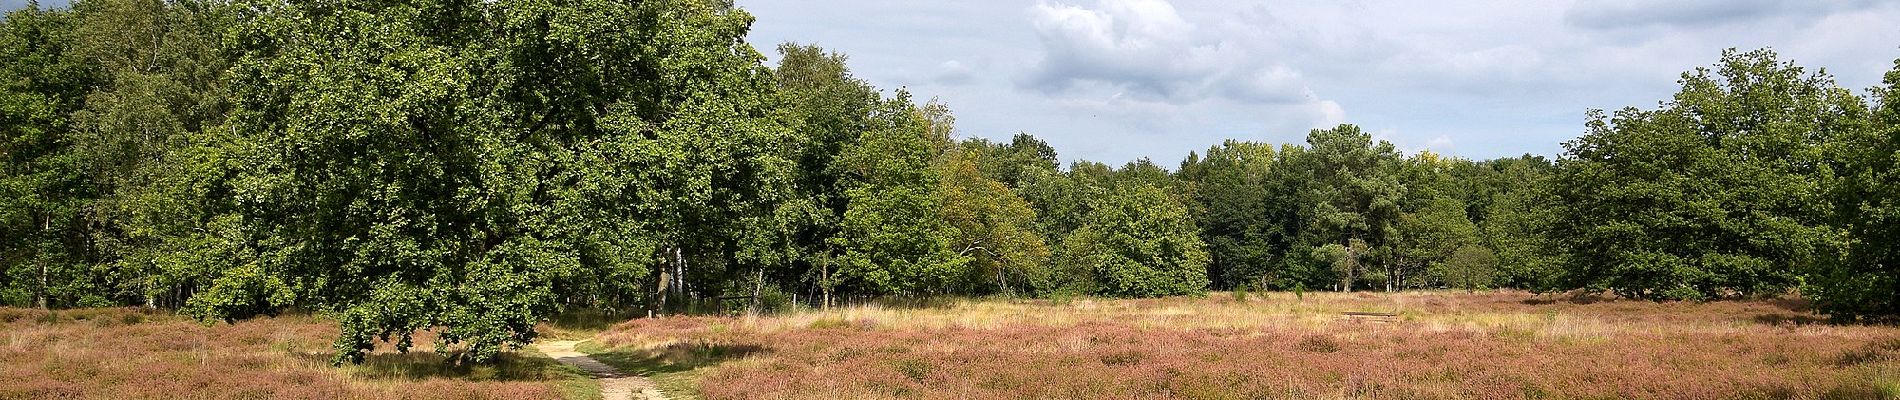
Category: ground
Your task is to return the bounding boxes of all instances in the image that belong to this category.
[5,291,1900,399]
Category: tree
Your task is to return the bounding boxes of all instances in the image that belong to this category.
[1436,244,1499,292]
[1385,152,1479,290]
[939,144,1049,295]
[1810,58,1900,320]
[1294,125,1404,291]
[0,3,106,309]
[1394,196,1478,290]
[1552,49,1857,301]
[831,94,968,296]
[773,43,881,307]
[1178,140,1280,289]
[1478,156,1564,291]
[187,0,797,364]
[1052,183,1209,297]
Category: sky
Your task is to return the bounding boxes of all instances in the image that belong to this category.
[6,0,1898,166]
[736,0,1900,166]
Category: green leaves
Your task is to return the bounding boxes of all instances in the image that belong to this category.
[1054,183,1209,297]
[203,0,797,363]
[1552,49,1857,301]
[831,96,967,296]
[1809,58,1900,320]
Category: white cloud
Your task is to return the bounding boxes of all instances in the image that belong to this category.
[1021,0,1331,107]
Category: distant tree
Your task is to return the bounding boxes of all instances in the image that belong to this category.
[1477,157,1565,291]
[1017,162,1094,246]
[65,0,242,310]
[1394,196,1478,290]
[0,3,101,309]
[193,0,792,364]
[1313,239,1368,293]
[1053,183,1209,297]
[1178,140,1281,289]
[1435,244,1499,292]
[773,42,881,307]
[1295,125,1404,291]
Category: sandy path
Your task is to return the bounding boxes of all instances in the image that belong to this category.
[534,340,666,400]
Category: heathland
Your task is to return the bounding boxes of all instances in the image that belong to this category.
[9,291,1900,399]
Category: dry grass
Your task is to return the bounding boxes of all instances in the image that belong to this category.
[0,307,597,399]
[591,291,1900,399]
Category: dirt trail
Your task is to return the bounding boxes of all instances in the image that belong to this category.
[534,340,666,400]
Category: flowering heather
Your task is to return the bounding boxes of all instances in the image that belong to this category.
[0,307,590,400]
[593,291,1900,399]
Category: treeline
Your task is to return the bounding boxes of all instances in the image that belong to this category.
[4,0,1899,363]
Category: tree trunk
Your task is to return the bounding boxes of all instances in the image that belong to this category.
[654,246,671,315]
[821,256,832,310]
[37,261,48,309]
[1388,257,1400,292]
[673,247,686,311]
[37,216,48,309]
[997,266,1010,297]
[750,267,764,314]
[144,262,156,309]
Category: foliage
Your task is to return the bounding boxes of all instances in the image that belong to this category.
[1810,58,1900,320]
[1552,49,1856,301]
[1395,195,1478,289]
[831,94,968,296]
[1178,140,1286,289]
[1435,244,1499,292]
[1053,183,1209,297]
[1293,125,1406,291]
[939,145,1050,295]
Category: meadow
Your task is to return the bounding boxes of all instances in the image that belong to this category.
[7,291,1900,399]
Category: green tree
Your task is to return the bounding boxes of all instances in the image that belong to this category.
[940,145,1049,295]
[976,133,1060,190]
[1294,124,1404,291]
[831,94,968,296]
[1478,156,1564,291]
[1394,195,1478,290]
[772,43,882,307]
[1553,49,1857,300]
[1177,140,1282,289]
[1435,244,1499,292]
[1810,58,1900,320]
[63,0,243,310]
[0,3,106,308]
[191,0,793,364]
[1052,183,1209,297]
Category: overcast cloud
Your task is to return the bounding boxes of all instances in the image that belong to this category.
[739,0,1900,166]
[7,0,1897,166]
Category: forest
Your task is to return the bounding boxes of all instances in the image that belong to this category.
[4,0,1900,366]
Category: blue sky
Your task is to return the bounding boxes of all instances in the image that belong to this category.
[8,0,1898,166]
